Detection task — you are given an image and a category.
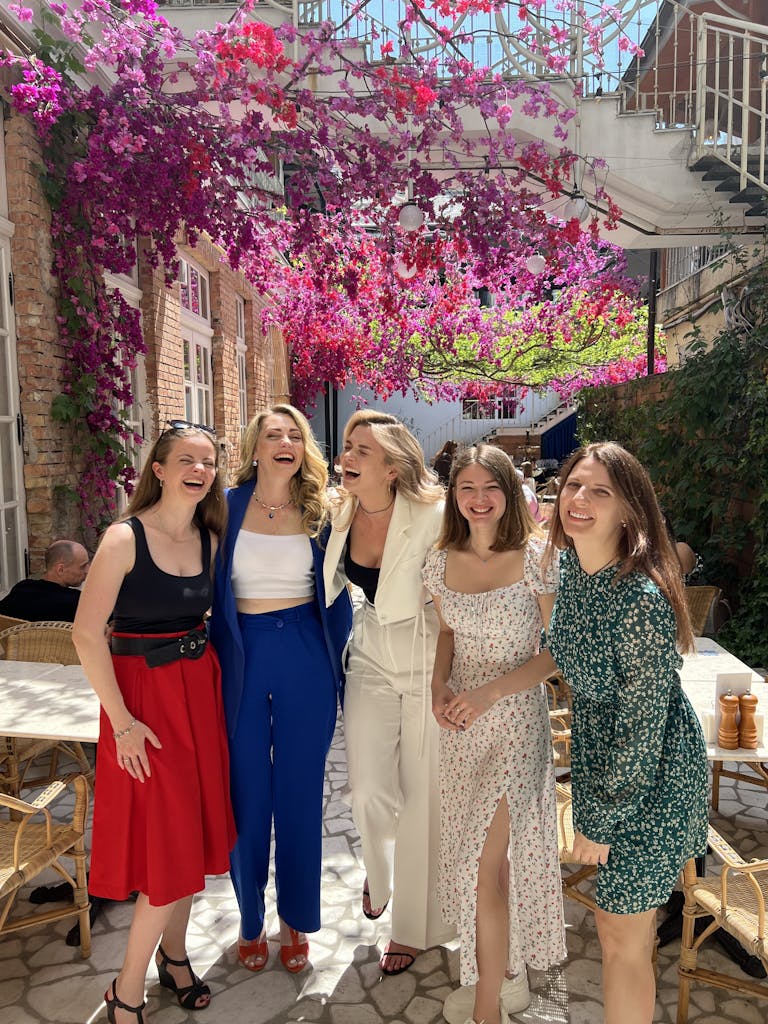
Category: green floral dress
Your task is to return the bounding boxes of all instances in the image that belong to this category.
[548,549,708,914]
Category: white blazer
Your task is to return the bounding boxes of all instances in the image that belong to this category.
[323,492,445,625]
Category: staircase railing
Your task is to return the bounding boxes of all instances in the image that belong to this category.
[693,13,768,195]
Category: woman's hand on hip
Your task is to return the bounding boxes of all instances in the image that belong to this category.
[115,721,162,783]
[572,830,611,865]
[443,684,496,730]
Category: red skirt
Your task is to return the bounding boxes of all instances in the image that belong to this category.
[89,631,237,907]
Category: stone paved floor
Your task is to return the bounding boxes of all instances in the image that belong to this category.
[2,720,767,1024]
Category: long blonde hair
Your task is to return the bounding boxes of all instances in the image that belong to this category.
[341,409,443,504]
[124,426,227,537]
[235,404,329,537]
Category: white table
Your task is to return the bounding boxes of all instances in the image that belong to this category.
[680,638,768,808]
[0,660,100,743]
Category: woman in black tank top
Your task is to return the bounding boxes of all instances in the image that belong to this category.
[73,424,236,1024]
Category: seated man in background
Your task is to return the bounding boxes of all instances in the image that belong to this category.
[0,539,90,622]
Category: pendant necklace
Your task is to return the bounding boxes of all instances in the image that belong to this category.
[359,496,395,516]
[253,493,293,519]
[469,544,496,564]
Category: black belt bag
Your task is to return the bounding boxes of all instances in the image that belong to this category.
[111,627,208,668]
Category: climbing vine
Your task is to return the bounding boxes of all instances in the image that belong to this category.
[577,254,768,667]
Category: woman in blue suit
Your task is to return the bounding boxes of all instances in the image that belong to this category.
[210,405,352,974]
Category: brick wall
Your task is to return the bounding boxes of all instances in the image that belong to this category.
[4,111,291,575]
[5,109,85,571]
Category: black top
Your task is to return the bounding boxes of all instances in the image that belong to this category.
[344,544,380,605]
[112,517,212,634]
[0,578,81,622]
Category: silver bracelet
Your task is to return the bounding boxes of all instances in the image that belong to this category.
[113,718,137,740]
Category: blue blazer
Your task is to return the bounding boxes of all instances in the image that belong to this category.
[210,479,353,738]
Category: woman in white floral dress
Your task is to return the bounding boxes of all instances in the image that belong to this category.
[423,445,566,1024]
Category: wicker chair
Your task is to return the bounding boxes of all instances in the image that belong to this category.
[556,781,598,912]
[546,671,572,777]
[0,622,90,795]
[0,615,27,658]
[0,774,91,957]
[0,620,80,665]
[677,824,768,1023]
[0,614,27,633]
[684,586,721,637]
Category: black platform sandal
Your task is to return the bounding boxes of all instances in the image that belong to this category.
[104,979,146,1023]
[156,944,211,1011]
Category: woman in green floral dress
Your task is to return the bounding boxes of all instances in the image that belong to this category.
[545,442,707,1024]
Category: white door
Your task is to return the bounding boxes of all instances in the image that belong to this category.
[0,240,27,593]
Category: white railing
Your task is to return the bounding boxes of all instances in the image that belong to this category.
[693,14,768,194]
[662,244,732,291]
[419,390,567,458]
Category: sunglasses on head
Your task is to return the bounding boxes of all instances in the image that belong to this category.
[166,419,217,439]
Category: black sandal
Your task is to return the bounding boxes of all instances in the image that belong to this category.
[362,882,389,921]
[104,979,146,1023]
[156,944,211,1011]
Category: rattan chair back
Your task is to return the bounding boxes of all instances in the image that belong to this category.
[0,614,27,633]
[684,586,721,636]
[677,824,768,1021]
[0,621,79,665]
[0,775,91,956]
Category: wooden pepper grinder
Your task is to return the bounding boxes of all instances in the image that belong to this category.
[738,691,759,750]
[718,690,740,750]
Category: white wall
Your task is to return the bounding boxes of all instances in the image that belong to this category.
[309,382,564,462]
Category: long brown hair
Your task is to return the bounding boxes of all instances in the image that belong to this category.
[437,444,538,551]
[124,426,227,538]
[546,441,693,650]
[235,404,329,538]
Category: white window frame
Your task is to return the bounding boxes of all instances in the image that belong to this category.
[236,296,247,433]
[0,232,27,594]
[179,256,214,427]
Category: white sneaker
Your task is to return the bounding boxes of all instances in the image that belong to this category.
[444,974,530,1024]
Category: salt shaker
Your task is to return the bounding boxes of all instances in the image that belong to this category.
[738,691,758,750]
[718,690,740,750]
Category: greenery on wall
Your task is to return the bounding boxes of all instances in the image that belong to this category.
[577,262,768,668]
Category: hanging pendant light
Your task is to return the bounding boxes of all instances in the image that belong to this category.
[525,253,546,275]
[398,202,425,232]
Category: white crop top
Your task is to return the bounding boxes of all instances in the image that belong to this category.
[232,531,315,599]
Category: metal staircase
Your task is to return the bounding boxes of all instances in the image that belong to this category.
[159,2,768,246]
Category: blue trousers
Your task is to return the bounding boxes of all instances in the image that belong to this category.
[229,604,337,939]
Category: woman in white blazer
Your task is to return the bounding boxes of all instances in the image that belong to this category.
[324,410,455,975]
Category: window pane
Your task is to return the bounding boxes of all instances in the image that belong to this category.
[200,277,208,321]
[0,336,9,417]
[185,386,193,420]
[2,508,22,586]
[190,268,200,316]
[183,339,191,383]
[0,425,16,502]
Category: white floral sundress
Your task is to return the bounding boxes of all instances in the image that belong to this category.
[422,536,567,985]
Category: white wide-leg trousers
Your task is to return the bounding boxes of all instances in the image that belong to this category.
[343,602,455,950]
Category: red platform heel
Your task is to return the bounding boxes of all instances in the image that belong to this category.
[279,927,309,973]
[238,933,269,972]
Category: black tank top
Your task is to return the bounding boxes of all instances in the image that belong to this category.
[112,517,212,634]
[344,544,380,605]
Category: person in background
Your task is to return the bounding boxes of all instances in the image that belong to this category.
[323,410,454,976]
[424,445,566,1024]
[0,539,90,621]
[210,405,352,976]
[433,440,458,486]
[545,442,708,1024]
[515,464,544,524]
[73,423,236,1023]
